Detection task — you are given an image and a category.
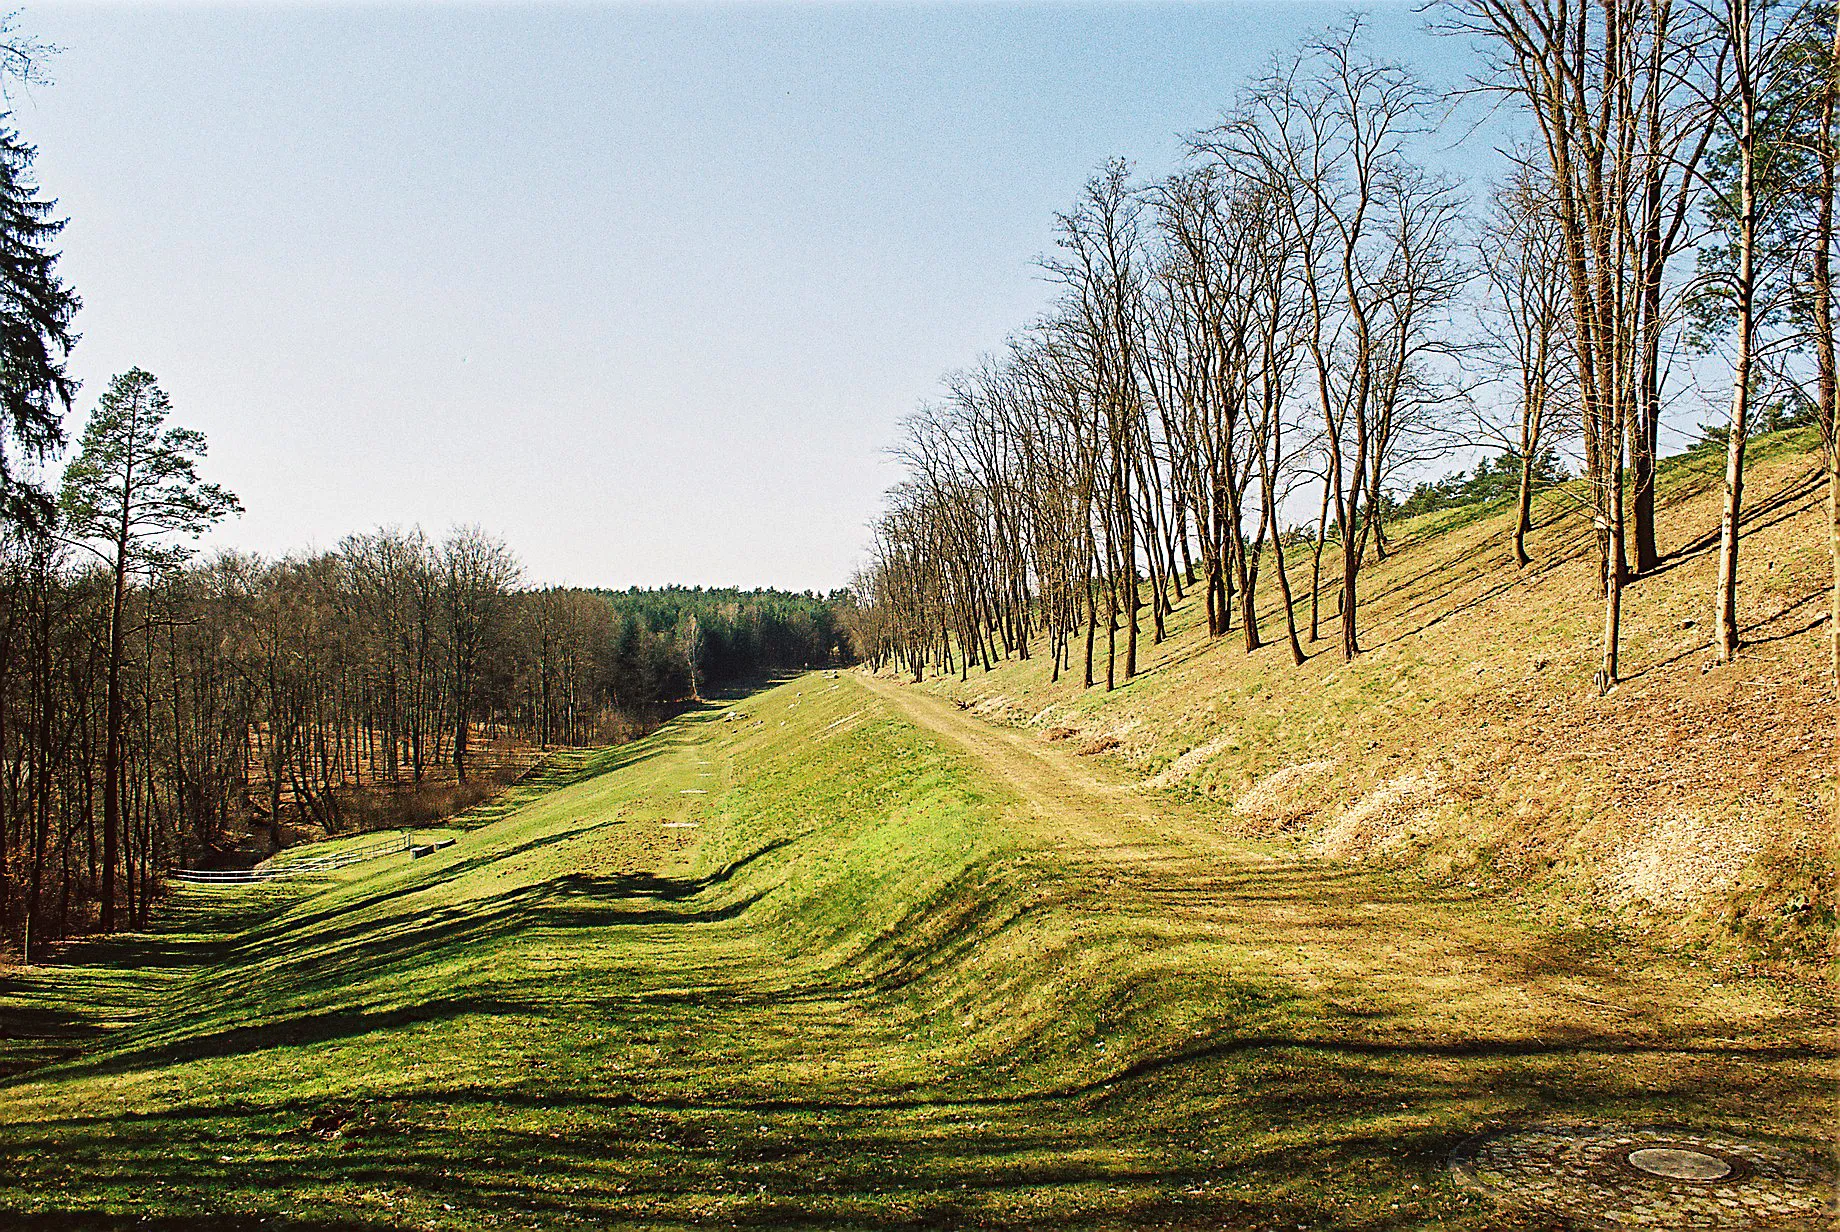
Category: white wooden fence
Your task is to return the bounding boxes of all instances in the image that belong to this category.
[170,832,453,886]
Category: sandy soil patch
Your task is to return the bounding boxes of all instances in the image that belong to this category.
[1311,771,1448,860]
[1232,760,1339,829]
[1604,809,1766,912]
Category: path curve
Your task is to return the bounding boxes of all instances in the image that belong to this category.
[853,669,1834,1071]
[854,672,1240,861]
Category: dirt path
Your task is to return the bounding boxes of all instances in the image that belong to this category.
[855,672,1234,858]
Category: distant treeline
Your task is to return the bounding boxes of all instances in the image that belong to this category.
[0,522,850,953]
[1390,450,1570,523]
[592,586,852,705]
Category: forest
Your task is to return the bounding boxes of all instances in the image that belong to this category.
[850,6,1840,701]
[0,481,848,952]
[0,377,850,960]
[0,484,849,952]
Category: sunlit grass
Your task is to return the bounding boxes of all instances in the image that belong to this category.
[0,471,1833,1232]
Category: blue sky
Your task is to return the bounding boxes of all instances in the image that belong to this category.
[17,1,1487,590]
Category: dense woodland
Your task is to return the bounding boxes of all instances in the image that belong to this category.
[0,505,848,950]
[850,4,1840,700]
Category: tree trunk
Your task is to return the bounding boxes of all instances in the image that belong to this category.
[1266,502,1305,666]
[1515,398,1538,567]
[454,681,469,783]
[101,544,128,931]
[1717,77,1758,665]
[1597,446,1626,694]
[1339,530,1360,662]
[1830,435,1839,683]
[1631,362,1662,575]
[1225,481,1262,653]
[1074,573,1089,691]
[1121,502,1139,681]
[27,581,51,963]
[1819,18,1839,687]
[1309,480,1329,642]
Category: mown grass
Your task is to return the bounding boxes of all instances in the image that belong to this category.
[0,817,482,1081]
[0,666,1831,1230]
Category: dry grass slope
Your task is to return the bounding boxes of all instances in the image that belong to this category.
[911,429,1836,972]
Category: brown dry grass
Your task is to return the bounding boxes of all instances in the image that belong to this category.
[909,429,1836,973]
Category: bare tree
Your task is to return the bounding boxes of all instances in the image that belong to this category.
[1447,0,1722,691]
[1205,21,1455,660]
[440,526,520,783]
[1694,0,1817,661]
[1477,162,1576,565]
[1047,161,1153,686]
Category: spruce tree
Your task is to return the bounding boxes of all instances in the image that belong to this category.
[0,118,79,533]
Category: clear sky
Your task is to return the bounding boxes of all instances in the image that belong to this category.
[16,1,1478,592]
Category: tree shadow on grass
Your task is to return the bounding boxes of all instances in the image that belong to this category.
[0,1217,384,1232]
[1648,464,1823,577]
[8,1012,1819,1231]
[9,944,1830,1230]
[0,888,319,1081]
[45,837,803,1084]
[1621,590,1828,682]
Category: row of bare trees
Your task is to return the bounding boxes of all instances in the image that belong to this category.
[852,8,1840,698]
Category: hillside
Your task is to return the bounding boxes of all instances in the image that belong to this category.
[904,429,1837,973]
[0,628,1833,1226]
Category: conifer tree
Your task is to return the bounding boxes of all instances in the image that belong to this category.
[0,119,78,533]
[59,369,239,929]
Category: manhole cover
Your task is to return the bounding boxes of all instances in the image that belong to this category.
[1626,1147,1735,1182]
[1451,1123,1835,1229]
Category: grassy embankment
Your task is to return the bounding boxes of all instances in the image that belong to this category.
[0,639,1831,1228]
[914,428,1837,971]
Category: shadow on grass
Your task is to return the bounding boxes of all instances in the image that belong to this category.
[4,1009,1806,1231]
[0,1217,386,1232]
[50,837,802,1083]
[0,887,316,1081]
[1650,463,1824,577]
[5,666,1829,1231]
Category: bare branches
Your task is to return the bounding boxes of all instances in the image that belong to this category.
[1447,0,1725,689]
[862,23,1470,681]
[861,6,1823,698]
[0,11,56,96]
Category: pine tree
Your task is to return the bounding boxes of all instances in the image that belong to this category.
[59,369,239,929]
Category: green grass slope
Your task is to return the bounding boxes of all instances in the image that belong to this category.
[0,664,1832,1230]
[914,429,1837,969]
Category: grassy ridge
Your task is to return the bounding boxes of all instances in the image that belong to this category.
[0,669,1831,1230]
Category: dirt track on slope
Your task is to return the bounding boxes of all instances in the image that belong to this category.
[857,672,1227,857]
